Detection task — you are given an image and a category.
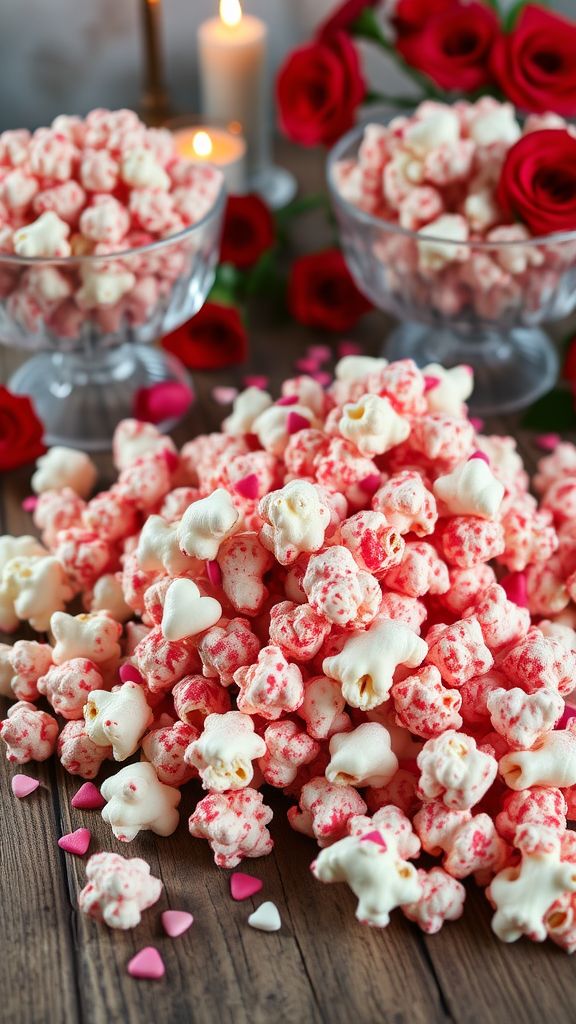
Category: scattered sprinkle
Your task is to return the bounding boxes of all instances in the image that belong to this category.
[11,774,40,799]
[423,375,441,393]
[247,901,282,932]
[469,450,490,464]
[133,381,193,424]
[127,947,165,980]
[469,416,485,431]
[358,474,381,495]
[287,411,310,435]
[206,560,223,587]
[311,370,332,387]
[71,782,105,810]
[230,872,263,901]
[307,344,331,364]
[360,830,387,848]
[276,395,299,407]
[338,340,361,357]
[233,474,260,500]
[500,572,529,608]
[161,910,194,938]
[58,828,91,856]
[21,496,38,513]
[119,664,145,685]
[243,375,269,390]
[295,357,321,374]
[212,385,239,406]
[536,433,561,452]
[557,705,576,730]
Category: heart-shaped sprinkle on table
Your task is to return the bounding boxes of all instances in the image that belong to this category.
[127,947,165,980]
[248,902,282,932]
[58,828,91,856]
[71,782,106,810]
[230,872,263,901]
[161,910,194,938]
[11,774,40,799]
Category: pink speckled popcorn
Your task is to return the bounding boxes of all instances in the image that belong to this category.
[172,674,231,728]
[57,718,112,778]
[337,511,404,577]
[383,541,449,599]
[217,533,273,616]
[37,658,105,719]
[133,626,198,693]
[466,583,530,652]
[303,546,380,628]
[52,527,112,592]
[198,618,260,687]
[409,414,475,468]
[297,675,351,740]
[33,488,86,548]
[372,470,438,537]
[392,665,462,738]
[500,630,576,697]
[141,720,198,787]
[8,640,53,702]
[269,600,331,662]
[487,687,564,751]
[498,501,558,573]
[495,787,568,844]
[426,617,493,687]
[459,670,511,727]
[403,867,466,933]
[417,730,498,810]
[82,490,139,543]
[50,611,122,667]
[234,645,304,720]
[0,701,58,763]
[259,720,321,788]
[288,776,367,847]
[78,851,162,930]
[441,516,505,568]
[440,564,497,616]
[116,452,174,511]
[189,787,273,868]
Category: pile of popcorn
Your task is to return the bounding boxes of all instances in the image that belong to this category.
[0,108,223,338]
[334,99,576,321]
[2,354,576,952]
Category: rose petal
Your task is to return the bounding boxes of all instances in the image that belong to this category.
[212,386,239,406]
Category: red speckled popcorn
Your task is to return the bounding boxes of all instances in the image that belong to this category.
[392,665,463,738]
[426,617,493,687]
[0,700,58,763]
[57,719,112,778]
[188,787,273,868]
[234,645,304,720]
[288,776,367,847]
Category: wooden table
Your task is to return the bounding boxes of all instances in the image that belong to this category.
[1,143,574,1024]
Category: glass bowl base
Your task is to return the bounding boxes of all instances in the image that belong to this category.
[8,343,192,451]
[384,322,559,416]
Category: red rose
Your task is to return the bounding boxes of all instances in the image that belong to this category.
[318,0,378,37]
[277,33,365,147]
[0,386,45,472]
[162,302,248,371]
[288,249,372,333]
[496,130,576,237]
[393,0,456,36]
[396,1,499,92]
[492,5,576,116]
[220,195,275,270]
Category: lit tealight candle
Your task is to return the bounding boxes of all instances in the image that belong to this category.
[172,125,247,193]
[198,1,267,180]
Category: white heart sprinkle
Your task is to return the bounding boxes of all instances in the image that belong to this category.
[248,901,282,932]
[161,578,222,641]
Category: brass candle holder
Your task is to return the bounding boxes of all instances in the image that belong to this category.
[139,0,171,126]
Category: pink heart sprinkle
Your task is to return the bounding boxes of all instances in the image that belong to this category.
[360,830,387,849]
[119,664,144,685]
[536,433,561,452]
[311,370,332,386]
[423,375,441,393]
[244,375,269,389]
[212,385,239,406]
[359,474,381,495]
[276,395,299,407]
[230,872,263,901]
[127,947,165,981]
[469,450,490,465]
[21,496,38,512]
[206,560,222,587]
[58,828,91,856]
[338,340,361,357]
[307,344,331,363]
[161,910,194,938]
[295,357,321,374]
[557,705,576,730]
[71,782,106,810]
[287,411,310,435]
[233,474,260,500]
[134,382,194,424]
[163,448,180,473]
[11,774,40,799]
[469,416,485,431]
[500,572,528,608]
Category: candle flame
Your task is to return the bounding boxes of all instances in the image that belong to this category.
[220,0,242,28]
[193,131,213,158]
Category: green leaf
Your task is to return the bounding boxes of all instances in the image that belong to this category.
[213,262,244,293]
[244,249,279,299]
[364,90,419,109]
[503,0,530,31]
[351,8,392,49]
[521,388,575,431]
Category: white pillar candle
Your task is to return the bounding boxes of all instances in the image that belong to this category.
[198,1,267,179]
[172,126,247,194]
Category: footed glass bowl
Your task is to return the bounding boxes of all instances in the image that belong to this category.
[327,122,576,414]
[1,183,225,450]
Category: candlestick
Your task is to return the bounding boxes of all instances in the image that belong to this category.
[198,1,296,209]
[172,125,247,194]
[139,0,171,126]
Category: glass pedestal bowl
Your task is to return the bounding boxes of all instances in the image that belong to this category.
[327,122,576,415]
[0,184,225,450]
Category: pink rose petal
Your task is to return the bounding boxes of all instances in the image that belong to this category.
[161,910,194,937]
[71,782,105,810]
[206,560,222,587]
[11,774,40,799]
[22,496,38,512]
[119,664,145,685]
[307,344,331,364]
[469,450,490,464]
[276,395,299,407]
[536,433,561,452]
[295,357,321,374]
[212,385,239,406]
[500,572,529,608]
[423,375,441,393]
[127,947,165,980]
[359,474,381,495]
[360,830,387,849]
[133,382,194,424]
[58,828,91,856]
[287,411,310,435]
[338,340,362,357]
[311,370,332,386]
[233,474,260,500]
[243,375,269,389]
[469,416,485,431]
[230,872,263,901]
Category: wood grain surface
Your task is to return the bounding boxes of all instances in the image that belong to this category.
[1,143,575,1024]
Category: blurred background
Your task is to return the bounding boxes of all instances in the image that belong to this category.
[1,0,574,132]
